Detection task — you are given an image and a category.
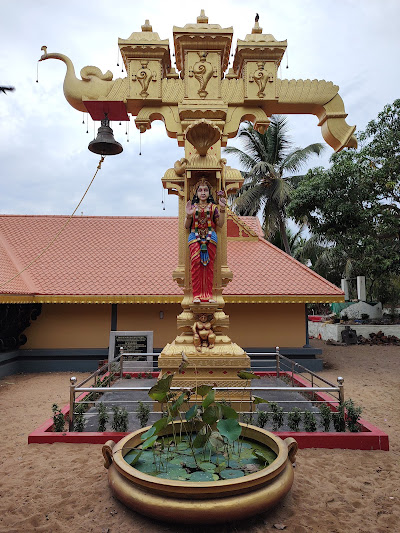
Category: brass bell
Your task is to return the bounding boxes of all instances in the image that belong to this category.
[88,114,123,156]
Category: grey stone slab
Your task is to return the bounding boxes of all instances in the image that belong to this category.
[77,376,336,433]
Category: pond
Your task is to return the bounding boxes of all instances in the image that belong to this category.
[123,435,277,481]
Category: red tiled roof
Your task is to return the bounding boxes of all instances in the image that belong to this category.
[0,214,343,302]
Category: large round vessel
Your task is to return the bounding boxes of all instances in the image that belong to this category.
[102,422,298,524]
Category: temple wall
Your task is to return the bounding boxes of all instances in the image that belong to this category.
[22,304,112,349]
[117,304,182,348]
[225,303,305,348]
[21,302,305,350]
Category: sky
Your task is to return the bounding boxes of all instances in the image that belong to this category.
[0,0,399,219]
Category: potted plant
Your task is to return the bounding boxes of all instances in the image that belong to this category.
[102,355,298,524]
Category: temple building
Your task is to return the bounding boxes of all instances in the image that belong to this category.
[0,212,343,377]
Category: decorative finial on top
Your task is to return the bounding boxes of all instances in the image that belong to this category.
[252,13,262,34]
[197,9,208,24]
[141,20,153,32]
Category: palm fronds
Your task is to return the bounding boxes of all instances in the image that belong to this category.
[224,116,325,255]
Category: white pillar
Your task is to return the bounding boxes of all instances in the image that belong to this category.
[357,276,366,301]
[341,279,349,301]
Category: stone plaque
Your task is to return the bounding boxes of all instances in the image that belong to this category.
[108,330,153,362]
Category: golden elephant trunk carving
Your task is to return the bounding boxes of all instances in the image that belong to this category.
[39,48,123,113]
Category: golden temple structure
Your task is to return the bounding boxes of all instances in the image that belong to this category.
[39,11,354,396]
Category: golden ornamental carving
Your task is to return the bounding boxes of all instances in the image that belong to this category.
[38,48,122,113]
[40,15,356,152]
[158,357,250,367]
[190,51,216,98]
[173,158,189,176]
[250,62,274,98]
[185,119,221,156]
[221,78,244,103]
[169,379,248,388]
[132,60,156,97]
[162,78,185,103]
[277,79,339,104]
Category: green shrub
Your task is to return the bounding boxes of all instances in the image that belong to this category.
[112,406,129,432]
[287,407,302,431]
[270,402,284,431]
[332,403,346,432]
[303,411,317,432]
[74,402,86,432]
[52,403,65,432]
[319,403,332,432]
[97,402,109,432]
[256,409,269,428]
[136,401,151,428]
[242,413,254,425]
[344,399,362,432]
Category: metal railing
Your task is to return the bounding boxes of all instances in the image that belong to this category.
[68,347,344,431]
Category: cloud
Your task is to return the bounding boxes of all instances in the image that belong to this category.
[0,0,399,218]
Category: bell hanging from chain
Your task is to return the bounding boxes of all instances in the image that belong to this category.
[88,114,123,156]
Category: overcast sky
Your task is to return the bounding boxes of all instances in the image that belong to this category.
[0,0,399,218]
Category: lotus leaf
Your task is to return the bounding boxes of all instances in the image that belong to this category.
[185,404,198,421]
[194,384,213,397]
[202,405,219,425]
[189,471,215,482]
[123,450,142,466]
[170,392,186,416]
[210,454,225,465]
[209,431,224,451]
[193,427,211,448]
[237,370,260,380]
[253,396,269,404]
[202,390,215,409]
[199,462,216,472]
[219,403,238,420]
[142,435,158,450]
[157,468,190,481]
[148,373,174,402]
[217,418,242,442]
[219,469,245,479]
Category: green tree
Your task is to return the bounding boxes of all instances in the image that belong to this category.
[269,226,307,261]
[288,100,400,303]
[225,116,324,254]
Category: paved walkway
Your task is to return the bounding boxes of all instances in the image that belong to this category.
[83,376,329,432]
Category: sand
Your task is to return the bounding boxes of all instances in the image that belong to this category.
[0,339,399,533]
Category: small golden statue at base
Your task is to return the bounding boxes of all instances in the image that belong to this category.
[192,313,216,351]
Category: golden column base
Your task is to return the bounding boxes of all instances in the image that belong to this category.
[157,336,252,410]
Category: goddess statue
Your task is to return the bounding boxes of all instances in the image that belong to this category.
[185,178,226,303]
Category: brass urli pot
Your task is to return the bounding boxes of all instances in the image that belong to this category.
[103,421,298,524]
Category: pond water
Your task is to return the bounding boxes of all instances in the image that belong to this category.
[123,435,277,481]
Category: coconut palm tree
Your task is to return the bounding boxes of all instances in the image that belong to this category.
[269,226,307,260]
[225,116,325,255]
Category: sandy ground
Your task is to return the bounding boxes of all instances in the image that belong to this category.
[0,339,399,533]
